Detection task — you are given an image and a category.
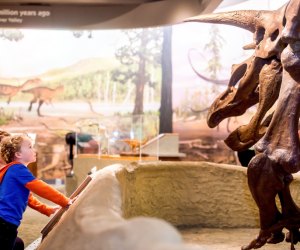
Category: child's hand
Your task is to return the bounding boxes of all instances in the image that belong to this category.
[50,205,60,215]
[67,196,78,206]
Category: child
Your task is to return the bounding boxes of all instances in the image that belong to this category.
[0,134,72,250]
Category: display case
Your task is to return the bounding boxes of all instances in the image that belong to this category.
[75,114,159,161]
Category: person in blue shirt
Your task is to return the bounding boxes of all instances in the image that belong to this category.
[0,134,73,250]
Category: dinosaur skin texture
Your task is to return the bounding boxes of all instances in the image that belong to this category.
[186,1,300,249]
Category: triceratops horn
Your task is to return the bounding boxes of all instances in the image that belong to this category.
[185,10,268,32]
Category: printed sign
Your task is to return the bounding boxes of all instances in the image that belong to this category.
[0,5,136,29]
[0,6,52,27]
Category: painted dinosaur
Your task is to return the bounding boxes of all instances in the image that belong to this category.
[22,85,64,117]
[188,48,228,86]
[120,138,148,153]
[187,48,235,132]
[0,78,42,104]
[186,0,300,249]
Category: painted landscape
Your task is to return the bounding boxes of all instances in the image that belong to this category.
[0,12,268,179]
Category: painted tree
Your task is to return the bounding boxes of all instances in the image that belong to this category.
[112,28,162,115]
[72,30,92,39]
[159,26,173,133]
[204,25,224,80]
[205,25,231,131]
[186,25,225,123]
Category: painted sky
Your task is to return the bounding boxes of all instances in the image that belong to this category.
[0,0,289,79]
[171,0,288,106]
[0,29,125,78]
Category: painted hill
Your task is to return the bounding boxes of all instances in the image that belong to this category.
[0,57,118,85]
[40,57,119,81]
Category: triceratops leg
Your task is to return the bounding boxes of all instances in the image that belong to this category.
[243,70,300,250]
[278,174,300,245]
[241,154,284,250]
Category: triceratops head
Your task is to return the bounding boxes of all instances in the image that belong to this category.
[184,3,289,151]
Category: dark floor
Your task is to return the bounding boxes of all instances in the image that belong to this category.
[180,227,293,250]
[21,213,294,250]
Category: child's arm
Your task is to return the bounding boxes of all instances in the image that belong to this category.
[28,193,57,216]
[25,179,70,207]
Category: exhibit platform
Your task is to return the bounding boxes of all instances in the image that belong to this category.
[23,161,300,250]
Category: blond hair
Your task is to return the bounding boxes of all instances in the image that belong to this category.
[0,130,10,143]
[0,135,27,164]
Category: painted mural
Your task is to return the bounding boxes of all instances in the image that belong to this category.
[0,0,288,180]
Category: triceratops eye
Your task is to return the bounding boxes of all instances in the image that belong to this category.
[271,29,279,41]
[256,27,266,44]
[283,15,287,26]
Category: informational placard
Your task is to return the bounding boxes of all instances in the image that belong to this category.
[0,5,137,29]
[0,0,212,30]
[0,6,52,27]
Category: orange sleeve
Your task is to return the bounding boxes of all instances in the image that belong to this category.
[26,179,70,207]
[28,193,54,216]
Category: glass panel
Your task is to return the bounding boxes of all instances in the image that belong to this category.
[75,114,159,161]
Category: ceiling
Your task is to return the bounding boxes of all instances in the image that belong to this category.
[0,0,222,29]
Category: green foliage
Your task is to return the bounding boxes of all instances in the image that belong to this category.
[176,87,219,121]
[0,116,9,126]
[0,108,14,125]
[55,71,102,100]
[111,28,163,113]
[46,71,103,100]
[144,110,159,116]
[47,70,137,103]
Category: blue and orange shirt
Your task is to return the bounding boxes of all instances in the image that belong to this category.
[0,162,70,227]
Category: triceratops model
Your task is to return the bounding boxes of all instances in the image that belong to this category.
[186,0,300,249]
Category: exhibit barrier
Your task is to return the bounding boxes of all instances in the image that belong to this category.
[27,161,300,249]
